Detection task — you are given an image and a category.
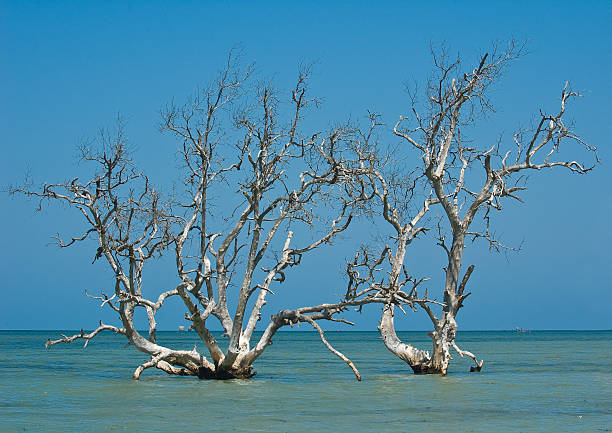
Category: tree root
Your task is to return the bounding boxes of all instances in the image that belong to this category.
[133,358,256,380]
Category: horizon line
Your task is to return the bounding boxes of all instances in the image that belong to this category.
[1,329,611,332]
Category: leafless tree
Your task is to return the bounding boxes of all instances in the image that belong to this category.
[11,52,390,380]
[13,45,595,380]
[374,41,598,374]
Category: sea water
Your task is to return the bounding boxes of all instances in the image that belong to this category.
[0,331,610,432]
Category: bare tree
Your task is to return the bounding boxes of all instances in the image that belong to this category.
[374,42,598,374]
[11,53,385,380]
[12,45,595,380]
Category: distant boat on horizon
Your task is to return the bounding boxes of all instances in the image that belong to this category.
[515,327,531,333]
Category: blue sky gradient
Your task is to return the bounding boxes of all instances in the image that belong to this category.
[1,1,611,330]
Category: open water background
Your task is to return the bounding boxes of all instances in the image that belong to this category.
[0,330,610,432]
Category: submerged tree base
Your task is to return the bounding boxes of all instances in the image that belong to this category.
[409,364,482,374]
[197,366,256,380]
[409,364,439,375]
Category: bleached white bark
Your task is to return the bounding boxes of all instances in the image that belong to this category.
[381,41,597,374]
[17,53,383,381]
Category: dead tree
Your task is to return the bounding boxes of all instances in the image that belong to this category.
[11,53,384,380]
[378,42,598,374]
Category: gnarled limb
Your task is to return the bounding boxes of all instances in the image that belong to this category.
[45,322,125,349]
[451,341,484,371]
[379,304,431,372]
[133,355,200,380]
[304,316,361,381]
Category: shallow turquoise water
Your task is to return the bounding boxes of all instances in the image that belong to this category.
[0,331,610,432]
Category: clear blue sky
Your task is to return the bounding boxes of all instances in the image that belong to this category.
[1,1,611,331]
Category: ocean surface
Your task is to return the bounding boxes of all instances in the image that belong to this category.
[0,330,610,432]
